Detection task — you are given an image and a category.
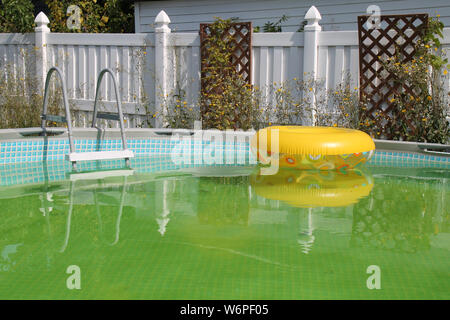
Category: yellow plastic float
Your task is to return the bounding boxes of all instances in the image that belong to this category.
[251,126,375,171]
[251,168,373,208]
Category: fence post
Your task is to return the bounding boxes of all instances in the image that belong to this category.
[34,12,50,93]
[154,10,171,128]
[303,6,322,125]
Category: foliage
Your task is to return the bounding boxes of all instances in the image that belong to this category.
[163,73,368,132]
[376,16,449,143]
[253,15,306,33]
[313,78,362,129]
[260,78,318,126]
[256,75,366,129]
[161,83,198,129]
[0,53,65,129]
[258,14,289,33]
[45,0,134,33]
[297,20,307,32]
[200,17,259,130]
[0,0,35,33]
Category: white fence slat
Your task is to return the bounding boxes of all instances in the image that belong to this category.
[109,45,119,102]
[100,46,108,101]
[273,47,283,84]
[67,45,75,99]
[77,46,86,99]
[349,46,359,88]
[191,45,200,106]
[252,47,260,86]
[317,46,328,84]
[121,46,130,102]
[259,46,269,94]
[87,46,97,100]
[133,47,141,105]
[287,47,299,81]
[334,46,345,88]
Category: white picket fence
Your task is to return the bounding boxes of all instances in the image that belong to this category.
[0,6,449,128]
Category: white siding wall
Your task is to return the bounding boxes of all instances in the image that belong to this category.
[136,0,450,33]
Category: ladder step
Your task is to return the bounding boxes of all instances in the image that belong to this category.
[42,114,67,123]
[96,112,121,121]
[66,150,134,162]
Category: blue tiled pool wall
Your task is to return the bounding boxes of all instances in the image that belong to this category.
[369,150,449,168]
[0,138,254,164]
[0,137,255,186]
[0,137,448,186]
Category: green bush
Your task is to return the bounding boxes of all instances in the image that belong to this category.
[45,0,134,33]
[0,53,68,129]
[0,0,35,33]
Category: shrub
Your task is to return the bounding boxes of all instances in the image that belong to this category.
[160,83,198,129]
[0,0,35,33]
[0,51,71,129]
[377,17,450,143]
[45,0,134,33]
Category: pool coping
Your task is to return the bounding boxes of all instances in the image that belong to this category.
[0,127,256,141]
[374,139,450,157]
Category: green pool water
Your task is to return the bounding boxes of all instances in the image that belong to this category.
[0,162,448,300]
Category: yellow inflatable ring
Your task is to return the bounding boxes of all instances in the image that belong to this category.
[251,168,373,207]
[251,126,375,171]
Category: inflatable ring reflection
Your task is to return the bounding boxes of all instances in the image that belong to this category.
[250,168,373,208]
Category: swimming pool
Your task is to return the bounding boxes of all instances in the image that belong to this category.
[0,128,448,299]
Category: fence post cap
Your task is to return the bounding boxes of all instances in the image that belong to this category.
[35,12,50,32]
[155,10,171,25]
[35,11,50,25]
[304,6,322,24]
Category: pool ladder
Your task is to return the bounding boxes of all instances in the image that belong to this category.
[41,67,134,170]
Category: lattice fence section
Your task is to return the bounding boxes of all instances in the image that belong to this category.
[199,22,252,95]
[358,14,428,139]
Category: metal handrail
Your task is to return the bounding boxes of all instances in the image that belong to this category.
[91,68,128,151]
[41,67,75,155]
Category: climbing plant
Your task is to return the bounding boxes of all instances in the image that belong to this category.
[200,17,257,130]
[380,16,449,143]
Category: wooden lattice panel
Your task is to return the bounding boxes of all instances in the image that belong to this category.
[357,14,428,138]
[199,21,252,95]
